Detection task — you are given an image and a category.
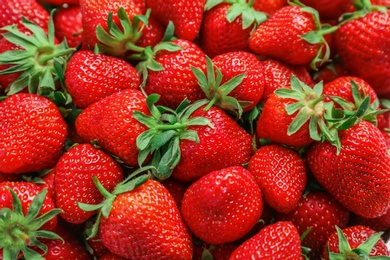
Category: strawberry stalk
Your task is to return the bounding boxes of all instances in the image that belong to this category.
[339,0,388,25]
[0,188,62,260]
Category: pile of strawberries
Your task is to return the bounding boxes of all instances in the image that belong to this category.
[1,0,390,259]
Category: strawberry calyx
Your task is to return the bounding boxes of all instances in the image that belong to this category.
[338,0,388,25]
[205,0,268,29]
[132,94,213,180]
[0,188,62,260]
[326,226,390,260]
[191,55,248,118]
[0,10,75,106]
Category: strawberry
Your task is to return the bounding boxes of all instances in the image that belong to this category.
[0,183,61,259]
[199,1,267,58]
[228,221,302,259]
[39,0,79,5]
[0,0,49,32]
[349,209,390,233]
[145,0,205,41]
[75,88,150,167]
[276,191,350,259]
[53,5,83,48]
[322,225,390,259]
[248,144,307,214]
[142,38,207,109]
[0,93,68,174]
[334,3,390,96]
[64,50,140,109]
[306,120,390,219]
[181,166,263,245]
[312,60,349,84]
[299,0,354,20]
[80,176,193,259]
[249,4,337,69]
[161,178,189,209]
[251,0,288,15]
[54,143,124,224]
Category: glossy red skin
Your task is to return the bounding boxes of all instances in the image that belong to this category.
[249,6,319,66]
[251,0,288,15]
[38,168,56,200]
[181,166,263,245]
[256,93,314,148]
[75,89,150,167]
[134,15,165,49]
[161,178,189,209]
[54,5,83,48]
[276,192,350,259]
[211,51,265,111]
[299,0,353,20]
[0,36,23,91]
[312,61,349,84]
[99,252,127,259]
[199,3,253,59]
[334,10,390,95]
[39,0,79,5]
[145,0,205,42]
[248,144,307,214]
[0,94,68,174]
[307,120,390,219]
[0,181,57,231]
[258,59,314,102]
[65,50,140,109]
[55,144,124,224]
[80,0,141,50]
[228,221,302,259]
[0,0,49,32]
[172,106,254,182]
[322,225,390,259]
[99,179,193,259]
[144,39,207,109]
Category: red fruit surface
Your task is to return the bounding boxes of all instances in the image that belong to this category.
[54,5,83,48]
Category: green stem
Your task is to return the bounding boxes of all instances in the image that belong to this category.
[247,0,255,7]
[155,122,187,130]
[125,42,145,53]
[92,176,113,199]
[307,95,325,108]
[38,48,75,65]
[204,95,218,111]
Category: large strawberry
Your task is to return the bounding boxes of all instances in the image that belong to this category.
[79,175,193,259]
[249,4,337,69]
[64,50,140,109]
[228,221,302,259]
[75,88,150,167]
[0,182,61,259]
[248,144,307,214]
[322,225,390,259]
[334,1,390,96]
[54,143,124,224]
[276,191,350,259]
[0,93,68,174]
[145,0,205,41]
[181,166,263,245]
[307,120,390,218]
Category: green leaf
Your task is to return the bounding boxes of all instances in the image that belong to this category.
[287,107,313,135]
[150,130,177,150]
[226,4,246,23]
[335,226,352,253]
[219,73,246,95]
[132,111,156,128]
[205,0,224,10]
[8,188,23,215]
[21,246,45,260]
[286,101,305,115]
[309,115,321,141]
[25,189,48,222]
[136,130,155,150]
[356,231,383,254]
[274,88,305,100]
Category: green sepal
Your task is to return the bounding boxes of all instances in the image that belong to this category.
[226,0,268,29]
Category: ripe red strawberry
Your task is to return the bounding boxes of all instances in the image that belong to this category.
[75,88,150,167]
[54,143,124,224]
[258,58,314,102]
[65,50,140,109]
[322,225,390,259]
[87,178,193,259]
[181,166,263,245]
[349,208,390,232]
[54,5,83,48]
[307,120,390,219]
[199,2,267,58]
[248,144,307,214]
[334,6,390,96]
[276,191,350,259]
[252,0,288,15]
[0,182,61,259]
[249,5,336,68]
[143,38,207,109]
[228,221,302,259]
[0,93,68,174]
[0,0,49,32]
[145,0,205,41]
[312,60,349,84]
[38,0,79,5]
[299,0,353,20]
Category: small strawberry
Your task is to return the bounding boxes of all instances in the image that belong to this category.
[322,225,390,259]
[145,0,205,41]
[54,143,124,224]
[64,50,140,109]
[251,0,288,15]
[307,120,390,219]
[0,93,68,174]
[276,191,350,259]
[249,4,337,69]
[54,5,83,48]
[75,88,150,167]
[181,166,263,245]
[299,0,354,20]
[248,144,307,214]
[0,183,62,259]
[228,221,302,259]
